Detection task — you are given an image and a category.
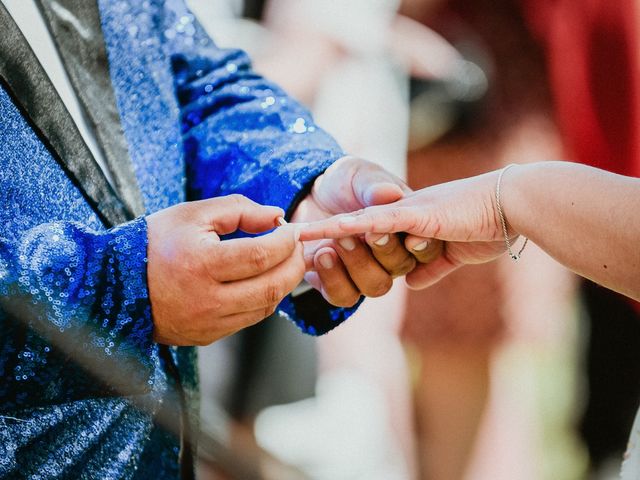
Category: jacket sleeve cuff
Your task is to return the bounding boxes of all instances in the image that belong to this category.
[278,291,364,336]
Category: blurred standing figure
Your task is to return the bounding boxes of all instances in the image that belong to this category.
[522,0,640,475]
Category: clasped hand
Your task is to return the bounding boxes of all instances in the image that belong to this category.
[301,170,514,289]
[146,156,433,346]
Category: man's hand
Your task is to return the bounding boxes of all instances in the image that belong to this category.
[292,156,419,307]
[147,195,304,346]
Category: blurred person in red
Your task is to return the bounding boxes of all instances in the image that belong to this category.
[398,0,640,478]
[522,0,640,474]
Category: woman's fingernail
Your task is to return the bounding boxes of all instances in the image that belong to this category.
[413,241,429,252]
[339,216,358,223]
[276,216,287,226]
[338,237,356,251]
[319,253,334,269]
[374,234,390,246]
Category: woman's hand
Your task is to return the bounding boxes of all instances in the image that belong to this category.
[292,156,420,305]
[300,170,514,289]
[303,161,640,300]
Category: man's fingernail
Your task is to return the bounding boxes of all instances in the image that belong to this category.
[338,237,356,251]
[339,216,358,223]
[374,234,390,246]
[319,253,334,269]
[413,241,429,252]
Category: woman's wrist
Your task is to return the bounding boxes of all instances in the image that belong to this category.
[493,163,536,256]
[497,162,544,241]
[497,165,519,235]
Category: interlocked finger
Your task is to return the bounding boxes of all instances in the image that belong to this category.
[364,232,416,278]
[312,247,361,307]
[333,236,393,298]
[404,235,444,264]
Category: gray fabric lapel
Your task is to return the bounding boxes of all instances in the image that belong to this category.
[0,1,131,227]
[35,0,146,218]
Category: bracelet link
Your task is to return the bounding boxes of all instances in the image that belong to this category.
[496,164,528,262]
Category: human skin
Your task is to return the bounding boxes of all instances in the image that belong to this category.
[147,195,304,346]
[301,161,640,301]
[147,156,420,345]
[292,156,418,307]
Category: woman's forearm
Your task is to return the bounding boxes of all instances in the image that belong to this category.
[502,161,640,300]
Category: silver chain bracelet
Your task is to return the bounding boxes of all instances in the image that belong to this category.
[496,164,528,262]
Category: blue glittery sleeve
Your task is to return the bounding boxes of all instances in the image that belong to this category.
[169,37,360,335]
[172,49,343,211]
[0,218,155,409]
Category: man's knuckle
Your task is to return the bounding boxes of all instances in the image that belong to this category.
[199,240,225,280]
[250,244,270,271]
[263,304,278,319]
[206,290,224,313]
[345,252,369,270]
[182,255,201,278]
[337,294,360,308]
[364,276,392,297]
[264,283,283,304]
[393,256,417,276]
[228,193,245,204]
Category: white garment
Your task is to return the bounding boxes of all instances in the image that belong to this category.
[622,408,640,479]
[2,0,115,188]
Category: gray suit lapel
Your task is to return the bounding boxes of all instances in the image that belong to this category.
[0,1,131,227]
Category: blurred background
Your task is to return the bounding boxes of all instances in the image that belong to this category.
[186,0,640,479]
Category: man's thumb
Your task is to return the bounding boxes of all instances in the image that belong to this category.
[362,182,405,206]
[351,165,409,206]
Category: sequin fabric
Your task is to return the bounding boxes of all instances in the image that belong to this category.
[1,0,358,477]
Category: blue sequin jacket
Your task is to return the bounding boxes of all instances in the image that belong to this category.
[0,0,357,478]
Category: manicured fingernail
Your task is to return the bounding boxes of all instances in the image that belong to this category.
[338,237,356,251]
[413,241,429,252]
[319,253,334,269]
[373,234,390,246]
[276,216,287,226]
[339,216,358,223]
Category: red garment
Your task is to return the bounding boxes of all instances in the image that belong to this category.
[523,0,640,178]
[524,0,640,313]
